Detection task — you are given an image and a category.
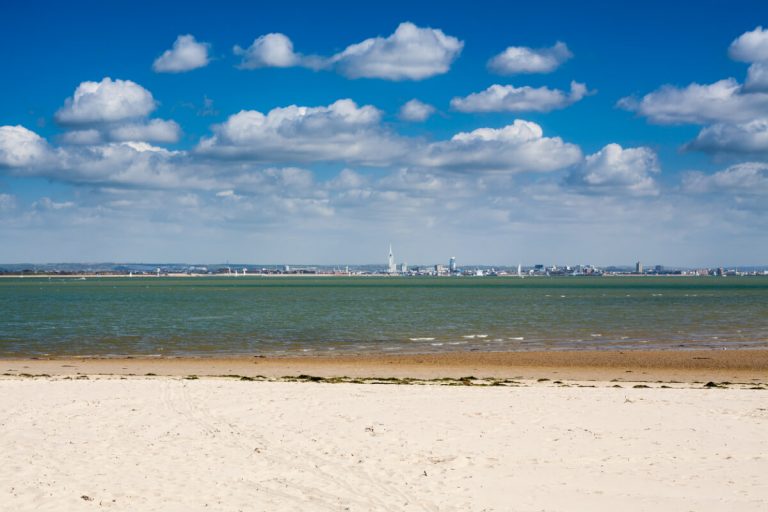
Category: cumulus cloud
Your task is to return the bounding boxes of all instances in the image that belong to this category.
[745,62,768,91]
[398,99,435,121]
[52,78,182,146]
[55,78,157,125]
[570,144,660,196]
[729,28,768,92]
[451,81,590,113]
[420,120,582,173]
[729,26,768,63]
[683,162,768,194]
[616,78,768,125]
[199,104,580,174]
[0,129,213,190]
[488,41,572,75]
[622,29,768,156]
[329,22,463,80]
[0,125,51,167]
[153,34,210,73]
[60,122,181,145]
[197,99,409,165]
[234,33,304,69]
[234,22,463,80]
[686,119,768,155]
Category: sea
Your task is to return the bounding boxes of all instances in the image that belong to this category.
[1,276,767,357]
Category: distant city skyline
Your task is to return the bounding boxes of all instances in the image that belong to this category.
[1,1,767,266]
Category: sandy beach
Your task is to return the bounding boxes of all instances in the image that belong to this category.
[0,374,766,511]
[0,350,766,511]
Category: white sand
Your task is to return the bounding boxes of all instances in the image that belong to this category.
[1,378,767,511]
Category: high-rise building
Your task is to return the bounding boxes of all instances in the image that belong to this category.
[635,261,643,274]
[388,244,396,274]
[449,257,457,273]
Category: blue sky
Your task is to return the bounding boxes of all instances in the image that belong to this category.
[1,0,767,266]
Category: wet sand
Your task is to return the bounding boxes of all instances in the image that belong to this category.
[3,349,768,383]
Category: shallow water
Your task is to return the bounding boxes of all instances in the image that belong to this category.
[0,276,767,356]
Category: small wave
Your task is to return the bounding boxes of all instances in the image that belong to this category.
[409,337,435,342]
[463,334,489,339]
[508,337,525,341]
[430,342,444,346]
[590,333,602,337]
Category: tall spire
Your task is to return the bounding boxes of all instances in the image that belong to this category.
[388,244,396,274]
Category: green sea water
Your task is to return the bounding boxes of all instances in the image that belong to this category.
[1,276,767,357]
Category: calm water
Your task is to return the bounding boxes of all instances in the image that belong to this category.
[0,276,767,356]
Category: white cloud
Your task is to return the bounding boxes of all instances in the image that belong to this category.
[0,125,51,167]
[59,121,181,145]
[729,26,768,63]
[745,62,768,91]
[621,29,768,156]
[197,99,409,165]
[683,162,768,194]
[398,99,435,121]
[199,105,582,175]
[687,119,768,155]
[488,41,572,75]
[730,28,768,92]
[53,79,182,146]
[618,78,768,124]
[234,33,303,69]
[1,136,216,190]
[421,120,582,173]
[108,119,181,143]
[236,23,463,80]
[55,78,157,125]
[330,22,463,80]
[153,34,210,73]
[451,81,590,113]
[570,144,660,196]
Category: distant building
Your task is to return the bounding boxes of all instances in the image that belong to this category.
[401,262,408,273]
[388,245,396,274]
[654,265,664,273]
[449,257,457,273]
[635,261,643,274]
